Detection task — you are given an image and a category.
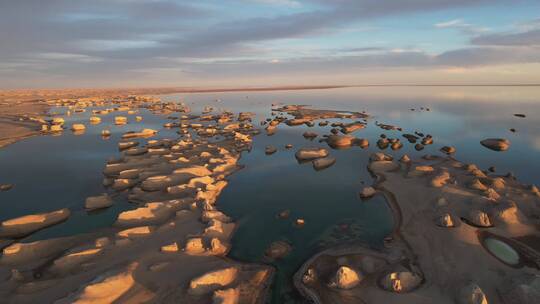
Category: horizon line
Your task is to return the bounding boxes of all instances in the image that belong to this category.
[2,83,540,95]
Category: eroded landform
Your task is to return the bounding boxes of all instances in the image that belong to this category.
[0,97,272,303]
[0,97,538,304]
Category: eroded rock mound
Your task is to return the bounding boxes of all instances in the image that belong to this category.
[436,213,455,227]
[265,241,292,260]
[480,138,510,151]
[189,267,239,296]
[212,288,240,304]
[116,202,172,226]
[381,271,422,293]
[329,266,362,289]
[295,148,329,161]
[85,194,113,210]
[58,263,138,303]
[0,208,71,238]
[312,156,336,171]
[457,282,488,304]
[466,210,492,227]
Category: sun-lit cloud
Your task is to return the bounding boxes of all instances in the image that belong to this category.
[0,0,539,88]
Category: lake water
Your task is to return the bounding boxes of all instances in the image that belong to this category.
[1,86,539,303]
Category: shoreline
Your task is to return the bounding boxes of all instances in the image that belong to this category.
[0,100,49,149]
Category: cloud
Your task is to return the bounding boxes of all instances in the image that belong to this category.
[75,39,161,52]
[249,0,301,7]
[435,19,489,35]
[472,29,540,46]
[0,0,537,88]
[435,19,466,28]
[34,52,102,63]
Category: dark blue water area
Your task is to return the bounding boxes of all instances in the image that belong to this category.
[217,126,395,303]
[159,86,540,302]
[0,105,183,241]
[0,86,538,302]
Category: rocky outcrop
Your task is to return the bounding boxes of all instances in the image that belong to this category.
[457,282,488,304]
[360,187,376,199]
[265,241,292,260]
[184,238,206,255]
[85,194,113,210]
[325,135,356,149]
[370,152,393,162]
[50,248,103,273]
[1,237,76,264]
[341,122,366,134]
[116,202,173,226]
[117,226,154,238]
[312,156,336,171]
[329,266,362,289]
[121,129,157,139]
[381,271,422,293]
[480,138,510,151]
[295,148,329,161]
[265,145,277,155]
[431,171,450,187]
[0,208,70,238]
[469,179,488,191]
[160,242,179,253]
[440,146,456,154]
[466,210,492,227]
[212,288,240,304]
[188,267,239,296]
[118,141,138,151]
[436,213,455,227]
[58,263,138,303]
[303,131,318,139]
[114,116,128,125]
[71,124,86,132]
[0,184,14,191]
[408,165,434,177]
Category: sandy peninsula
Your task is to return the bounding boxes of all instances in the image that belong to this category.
[294,152,540,303]
[0,96,275,303]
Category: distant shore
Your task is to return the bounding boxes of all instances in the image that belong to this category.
[0,85,349,102]
[1,83,539,149]
[0,85,348,149]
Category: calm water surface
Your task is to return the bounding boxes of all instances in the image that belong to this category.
[0,86,539,302]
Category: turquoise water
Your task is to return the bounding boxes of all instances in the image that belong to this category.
[484,238,520,265]
[1,86,539,302]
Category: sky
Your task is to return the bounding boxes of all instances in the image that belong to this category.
[1,0,540,89]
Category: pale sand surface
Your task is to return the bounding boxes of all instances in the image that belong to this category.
[295,153,540,303]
